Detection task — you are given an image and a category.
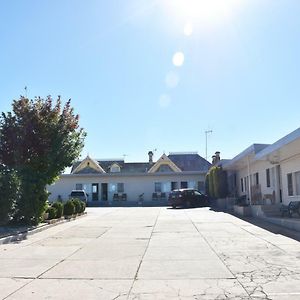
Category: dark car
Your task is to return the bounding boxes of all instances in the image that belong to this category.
[168,188,209,208]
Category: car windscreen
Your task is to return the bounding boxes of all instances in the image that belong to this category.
[70,192,84,197]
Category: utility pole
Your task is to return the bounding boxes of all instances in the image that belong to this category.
[205,130,213,161]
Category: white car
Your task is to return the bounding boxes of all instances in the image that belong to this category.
[69,190,88,204]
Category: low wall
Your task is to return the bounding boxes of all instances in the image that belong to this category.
[250,205,265,218]
[211,197,235,211]
[233,205,252,217]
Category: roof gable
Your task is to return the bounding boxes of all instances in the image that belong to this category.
[148,154,182,173]
[72,155,106,174]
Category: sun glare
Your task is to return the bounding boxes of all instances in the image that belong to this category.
[172,52,185,67]
[162,0,240,24]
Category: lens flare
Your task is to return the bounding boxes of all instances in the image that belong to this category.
[172,52,185,67]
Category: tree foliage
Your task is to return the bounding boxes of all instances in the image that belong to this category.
[207,166,228,199]
[0,165,19,225]
[0,96,86,224]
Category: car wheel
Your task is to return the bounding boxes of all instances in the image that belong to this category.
[172,205,176,209]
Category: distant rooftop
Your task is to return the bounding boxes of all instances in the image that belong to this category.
[169,151,198,155]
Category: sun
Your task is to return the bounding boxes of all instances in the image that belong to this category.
[162,0,240,25]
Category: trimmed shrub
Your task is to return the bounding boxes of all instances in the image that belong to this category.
[64,200,75,216]
[79,200,86,213]
[52,202,64,218]
[46,206,57,220]
[71,198,81,214]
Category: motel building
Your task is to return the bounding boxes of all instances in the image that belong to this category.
[47,151,211,206]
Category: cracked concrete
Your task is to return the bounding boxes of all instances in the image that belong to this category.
[1,207,300,299]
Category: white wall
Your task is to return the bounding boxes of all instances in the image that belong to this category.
[47,173,206,203]
[281,155,300,204]
[232,159,282,204]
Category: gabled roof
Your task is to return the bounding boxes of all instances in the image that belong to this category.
[148,154,182,173]
[70,152,210,175]
[72,155,106,174]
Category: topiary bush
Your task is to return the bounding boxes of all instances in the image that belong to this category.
[79,200,86,213]
[52,202,64,218]
[64,200,75,216]
[46,206,57,220]
[71,198,81,214]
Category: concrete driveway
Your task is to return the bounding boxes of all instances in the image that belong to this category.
[1,207,300,299]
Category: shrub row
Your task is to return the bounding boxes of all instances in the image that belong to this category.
[46,198,86,220]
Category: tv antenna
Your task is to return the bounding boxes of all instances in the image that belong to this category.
[205,130,213,161]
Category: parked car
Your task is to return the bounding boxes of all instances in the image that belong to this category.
[168,188,209,208]
[69,190,88,204]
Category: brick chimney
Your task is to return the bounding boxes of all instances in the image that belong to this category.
[148,151,154,164]
[215,151,221,163]
[212,155,216,165]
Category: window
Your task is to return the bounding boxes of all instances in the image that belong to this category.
[117,183,124,193]
[244,177,247,191]
[287,173,293,196]
[255,172,259,185]
[110,164,120,173]
[76,183,83,190]
[295,172,300,196]
[181,181,188,188]
[109,183,124,193]
[171,182,178,190]
[266,169,270,187]
[241,178,244,192]
[157,165,173,172]
[155,182,162,192]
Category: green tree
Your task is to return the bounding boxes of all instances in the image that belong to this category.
[0,165,19,225]
[207,166,228,199]
[0,96,86,224]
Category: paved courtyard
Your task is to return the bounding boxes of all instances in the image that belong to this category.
[1,207,300,299]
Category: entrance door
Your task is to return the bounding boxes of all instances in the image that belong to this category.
[101,183,108,201]
[92,183,99,201]
[275,165,282,203]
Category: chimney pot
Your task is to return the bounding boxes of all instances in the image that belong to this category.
[148,151,154,164]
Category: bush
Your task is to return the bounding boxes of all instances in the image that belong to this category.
[46,206,57,220]
[0,166,19,225]
[71,198,82,214]
[79,200,86,213]
[52,202,64,218]
[64,200,75,216]
[207,166,228,199]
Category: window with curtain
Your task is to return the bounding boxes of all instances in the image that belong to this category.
[287,173,293,196]
[155,182,162,192]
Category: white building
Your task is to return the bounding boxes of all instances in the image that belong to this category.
[222,128,300,206]
[47,151,211,205]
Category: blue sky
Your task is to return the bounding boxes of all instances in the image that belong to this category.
[0,0,299,163]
